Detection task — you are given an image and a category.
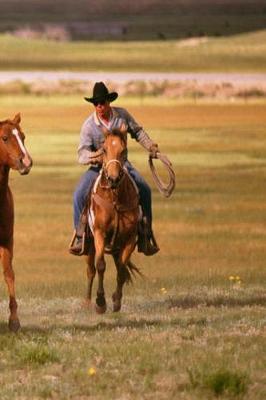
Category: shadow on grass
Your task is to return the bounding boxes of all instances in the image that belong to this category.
[0,317,208,336]
[0,310,208,335]
[166,293,266,309]
[0,292,265,335]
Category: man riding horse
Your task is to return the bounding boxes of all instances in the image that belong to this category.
[69,81,160,256]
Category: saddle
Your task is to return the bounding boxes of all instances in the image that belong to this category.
[69,214,159,257]
[69,202,159,257]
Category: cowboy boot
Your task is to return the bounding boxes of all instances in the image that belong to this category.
[69,231,87,256]
[69,210,89,256]
[137,217,159,256]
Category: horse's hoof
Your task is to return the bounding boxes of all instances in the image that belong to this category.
[8,318,21,333]
[95,303,107,314]
[113,302,121,312]
[112,293,121,312]
[95,295,107,314]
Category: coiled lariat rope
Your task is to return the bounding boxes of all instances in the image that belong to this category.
[149,153,175,198]
[89,149,175,198]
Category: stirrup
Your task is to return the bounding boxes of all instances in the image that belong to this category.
[137,219,159,256]
[140,235,160,256]
[149,230,160,255]
[69,231,87,256]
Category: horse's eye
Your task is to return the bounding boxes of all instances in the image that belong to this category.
[2,135,8,142]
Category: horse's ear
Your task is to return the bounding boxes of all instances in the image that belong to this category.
[13,113,21,125]
[101,126,110,138]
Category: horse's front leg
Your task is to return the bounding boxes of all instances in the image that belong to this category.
[0,244,20,332]
[85,243,96,308]
[112,238,136,312]
[94,230,107,314]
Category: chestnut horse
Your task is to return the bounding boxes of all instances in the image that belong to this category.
[0,114,32,331]
[86,127,141,313]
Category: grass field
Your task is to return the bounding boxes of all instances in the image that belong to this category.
[0,95,265,399]
[1,29,266,72]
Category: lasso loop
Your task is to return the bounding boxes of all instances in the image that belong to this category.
[149,153,175,198]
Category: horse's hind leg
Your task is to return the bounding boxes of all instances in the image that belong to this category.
[0,245,20,332]
[112,240,135,312]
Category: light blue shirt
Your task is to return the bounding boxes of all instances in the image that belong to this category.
[78,106,153,164]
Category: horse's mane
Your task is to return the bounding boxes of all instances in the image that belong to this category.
[0,119,12,126]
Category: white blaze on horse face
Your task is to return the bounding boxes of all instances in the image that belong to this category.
[12,128,27,156]
[12,128,32,169]
[110,138,120,159]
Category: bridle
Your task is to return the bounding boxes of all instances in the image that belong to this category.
[103,158,125,189]
[105,159,122,171]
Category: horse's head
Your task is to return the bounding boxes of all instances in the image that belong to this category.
[0,113,32,175]
[102,126,127,189]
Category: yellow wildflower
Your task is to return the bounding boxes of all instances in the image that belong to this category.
[88,367,96,376]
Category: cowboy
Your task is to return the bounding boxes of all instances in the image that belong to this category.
[69,81,160,256]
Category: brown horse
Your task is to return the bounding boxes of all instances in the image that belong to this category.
[86,127,141,313]
[0,114,32,331]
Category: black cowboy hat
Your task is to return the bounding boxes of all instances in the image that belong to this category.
[84,82,118,104]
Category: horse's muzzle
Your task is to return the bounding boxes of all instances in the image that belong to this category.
[18,155,33,175]
[19,167,31,175]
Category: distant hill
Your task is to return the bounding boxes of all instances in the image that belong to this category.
[0,0,265,40]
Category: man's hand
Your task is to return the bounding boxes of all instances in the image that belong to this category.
[149,143,159,158]
[89,149,104,165]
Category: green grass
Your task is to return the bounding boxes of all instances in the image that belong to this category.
[1,30,266,71]
[188,367,249,396]
[0,95,265,399]
[16,341,60,365]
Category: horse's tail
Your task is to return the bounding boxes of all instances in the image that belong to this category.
[125,259,144,284]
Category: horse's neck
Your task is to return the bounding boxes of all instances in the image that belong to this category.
[120,173,139,205]
[97,173,113,199]
[0,165,10,197]
[96,172,137,205]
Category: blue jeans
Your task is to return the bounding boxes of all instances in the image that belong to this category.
[73,162,152,230]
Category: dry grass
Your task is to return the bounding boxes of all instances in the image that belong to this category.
[0,96,265,399]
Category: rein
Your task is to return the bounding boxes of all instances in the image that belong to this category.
[149,153,175,198]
